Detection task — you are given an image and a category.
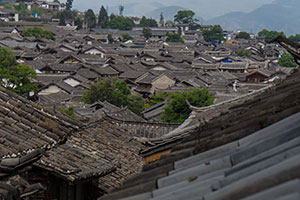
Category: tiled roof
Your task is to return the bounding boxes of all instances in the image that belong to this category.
[98,70,300,200]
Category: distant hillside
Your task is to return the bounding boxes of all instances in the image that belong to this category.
[207,0,300,35]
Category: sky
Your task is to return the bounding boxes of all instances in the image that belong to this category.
[62,0,276,19]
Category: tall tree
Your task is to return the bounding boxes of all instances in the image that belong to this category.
[174,10,197,25]
[119,5,124,16]
[159,12,164,26]
[258,29,285,43]
[66,0,73,11]
[166,33,184,43]
[75,17,82,29]
[202,25,224,42]
[59,14,66,26]
[108,16,134,30]
[138,16,158,27]
[236,31,250,39]
[98,5,109,28]
[82,79,145,115]
[84,9,96,28]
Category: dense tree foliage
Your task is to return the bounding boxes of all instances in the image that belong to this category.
[119,5,124,16]
[166,33,184,43]
[54,10,77,20]
[121,33,133,42]
[98,6,109,28]
[288,34,300,43]
[59,14,66,26]
[66,0,73,10]
[142,27,152,40]
[236,31,250,39]
[258,29,285,43]
[174,10,197,25]
[202,25,224,42]
[159,12,164,26]
[14,2,28,14]
[84,9,96,28]
[108,16,134,30]
[75,17,82,29]
[0,47,36,95]
[161,88,215,123]
[82,79,145,115]
[22,27,55,40]
[138,16,158,27]
[278,52,297,67]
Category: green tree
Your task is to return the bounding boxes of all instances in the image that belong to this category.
[98,5,109,28]
[66,0,73,10]
[82,79,145,115]
[75,17,82,29]
[14,2,29,14]
[54,0,60,3]
[127,95,145,115]
[278,52,297,67]
[174,10,198,25]
[108,16,134,30]
[149,91,169,105]
[119,5,124,16]
[138,16,158,27]
[288,34,300,43]
[166,33,184,43]
[202,25,224,42]
[4,3,14,10]
[159,12,164,26]
[59,14,66,26]
[236,31,250,39]
[84,9,96,28]
[54,10,77,21]
[22,27,55,40]
[142,27,152,40]
[162,88,215,123]
[258,29,285,43]
[121,33,133,42]
[0,47,37,95]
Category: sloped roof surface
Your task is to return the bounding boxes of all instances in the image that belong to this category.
[99,70,300,200]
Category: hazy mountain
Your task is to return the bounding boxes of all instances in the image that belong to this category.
[145,6,187,21]
[106,2,165,17]
[207,0,300,35]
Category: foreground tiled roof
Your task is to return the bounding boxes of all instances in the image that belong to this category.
[0,86,144,188]
[99,69,300,200]
[0,87,79,157]
[80,119,145,192]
